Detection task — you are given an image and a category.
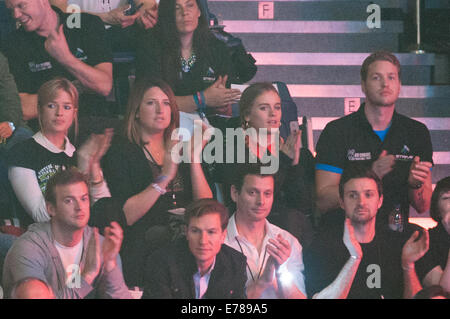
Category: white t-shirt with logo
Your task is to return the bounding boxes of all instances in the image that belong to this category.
[54,238,84,281]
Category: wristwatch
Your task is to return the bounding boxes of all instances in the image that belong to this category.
[409,182,423,189]
[8,122,15,133]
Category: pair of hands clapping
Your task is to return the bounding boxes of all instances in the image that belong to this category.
[77,128,113,182]
[82,222,123,284]
[159,121,212,183]
[371,150,432,186]
[343,218,429,268]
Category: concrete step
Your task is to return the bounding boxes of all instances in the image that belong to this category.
[250,52,435,85]
[296,97,450,118]
[235,33,400,52]
[284,84,450,99]
[208,0,407,8]
[223,20,403,34]
[310,127,449,152]
[252,65,432,85]
[250,52,436,66]
[209,1,405,21]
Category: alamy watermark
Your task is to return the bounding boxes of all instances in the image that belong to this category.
[170,120,280,175]
[367,4,381,29]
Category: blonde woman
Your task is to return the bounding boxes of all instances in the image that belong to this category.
[7,78,112,227]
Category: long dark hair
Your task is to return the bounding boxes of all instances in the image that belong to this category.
[156,0,213,88]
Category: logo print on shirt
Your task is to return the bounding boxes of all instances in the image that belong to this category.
[74,48,88,62]
[347,149,371,161]
[395,145,414,162]
[28,61,53,72]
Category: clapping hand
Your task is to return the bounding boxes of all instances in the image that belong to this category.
[77,128,114,179]
[343,218,363,260]
[280,130,302,166]
[401,229,429,270]
[372,150,395,179]
[102,222,124,272]
[408,156,432,188]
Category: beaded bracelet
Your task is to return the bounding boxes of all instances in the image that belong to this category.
[151,183,167,195]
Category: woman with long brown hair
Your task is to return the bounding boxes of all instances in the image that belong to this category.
[136,0,241,117]
[101,77,212,287]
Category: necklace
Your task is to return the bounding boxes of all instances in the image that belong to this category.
[235,236,268,283]
[180,52,196,73]
[143,143,163,165]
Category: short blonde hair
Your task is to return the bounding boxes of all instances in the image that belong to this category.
[37,77,79,141]
[124,77,179,146]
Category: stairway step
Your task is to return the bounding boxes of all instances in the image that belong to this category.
[236,33,400,52]
[296,98,450,117]
[285,84,450,98]
[223,20,403,33]
[250,52,435,65]
[209,1,404,21]
[252,65,432,85]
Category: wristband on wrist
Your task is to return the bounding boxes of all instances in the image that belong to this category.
[194,91,206,119]
[401,263,415,271]
[8,122,15,133]
[151,183,166,195]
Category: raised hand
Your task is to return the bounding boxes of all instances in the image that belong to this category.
[102,222,123,272]
[343,218,363,260]
[267,234,292,267]
[280,130,302,166]
[371,150,395,179]
[161,133,181,182]
[103,5,141,28]
[401,229,429,269]
[136,0,158,29]
[77,129,114,177]
[408,156,432,188]
[44,24,72,65]
[190,120,212,163]
[0,122,13,139]
[82,227,101,285]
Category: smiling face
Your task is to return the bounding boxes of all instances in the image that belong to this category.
[340,177,383,225]
[186,212,226,271]
[137,86,172,135]
[40,89,77,136]
[47,182,90,231]
[175,0,201,35]
[6,0,48,32]
[361,60,401,109]
[232,174,274,223]
[244,90,282,132]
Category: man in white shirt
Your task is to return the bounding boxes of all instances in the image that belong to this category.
[224,164,307,299]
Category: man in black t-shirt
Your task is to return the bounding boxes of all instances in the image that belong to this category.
[4,0,113,120]
[315,51,433,231]
[304,165,430,299]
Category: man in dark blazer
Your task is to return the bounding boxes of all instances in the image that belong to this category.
[143,199,247,299]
